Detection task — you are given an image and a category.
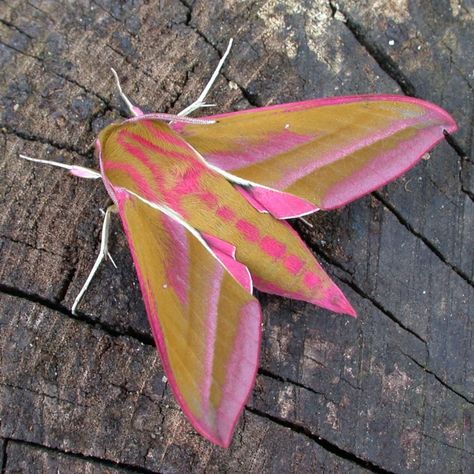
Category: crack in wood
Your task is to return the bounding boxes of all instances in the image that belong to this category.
[55,266,77,305]
[160,60,201,115]
[305,240,354,277]
[0,234,66,259]
[421,432,474,455]
[396,348,474,405]
[258,368,335,402]
[1,124,91,157]
[175,0,262,108]
[90,0,140,37]
[246,407,394,473]
[300,235,429,344]
[24,0,56,24]
[2,438,162,474]
[1,383,91,409]
[328,1,415,97]
[0,439,7,474]
[374,192,473,287]
[0,37,37,62]
[0,284,153,345]
[105,43,155,83]
[0,18,34,40]
[336,274,428,344]
[0,34,113,109]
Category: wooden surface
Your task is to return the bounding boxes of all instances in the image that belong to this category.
[0,1,472,472]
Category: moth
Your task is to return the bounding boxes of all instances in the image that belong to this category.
[20,40,457,447]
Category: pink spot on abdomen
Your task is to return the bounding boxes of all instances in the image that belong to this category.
[217,206,236,221]
[304,271,322,289]
[199,191,219,208]
[284,255,304,275]
[252,277,285,296]
[236,220,260,242]
[260,236,286,259]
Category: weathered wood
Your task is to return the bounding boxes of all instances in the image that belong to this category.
[0,294,363,473]
[0,0,472,473]
[0,438,5,471]
[4,440,133,473]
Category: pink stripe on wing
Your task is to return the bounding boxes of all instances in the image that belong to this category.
[215,299,262,447]
[320,126,451,209]
[202,260,225,413]
[206,129,313,170]
[273,115,430,191]
[194,94,457,128]
[161,212,190,307]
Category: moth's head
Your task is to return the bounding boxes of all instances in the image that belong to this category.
[96,121,124,151]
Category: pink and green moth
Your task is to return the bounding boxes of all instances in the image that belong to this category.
[20,39,457,447]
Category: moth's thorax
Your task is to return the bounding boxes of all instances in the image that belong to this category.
[97,119,213,209]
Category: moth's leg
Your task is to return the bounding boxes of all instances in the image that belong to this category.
[111,68,143,117]
[99,208,118,269]
[177,38,233,117]
[19,154,101,179]
[72,204,118,315]
[299,217,314,229]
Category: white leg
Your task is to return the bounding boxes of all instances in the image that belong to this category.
[99,208,118,269]
[19,154,101,179]
[111,68,142,117]
[72,204,117,315]
[299,217,314,229]
[177,38,234,117]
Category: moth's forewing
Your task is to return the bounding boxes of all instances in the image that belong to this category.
[172,95,457,210]
[112,188,261,447]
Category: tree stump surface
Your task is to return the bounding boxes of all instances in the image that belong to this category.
[0,1,472,472]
